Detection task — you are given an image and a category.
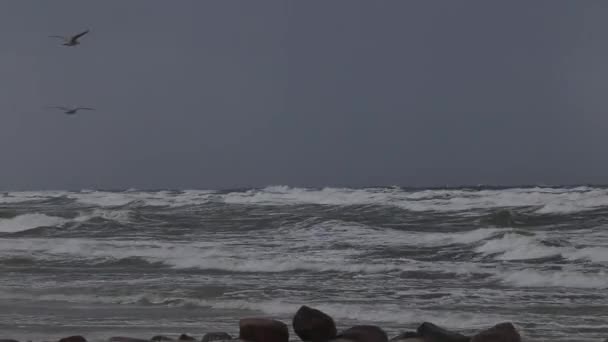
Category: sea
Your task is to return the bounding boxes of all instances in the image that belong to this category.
[0,186,607,342]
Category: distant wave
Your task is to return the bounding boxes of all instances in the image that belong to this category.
[4,186,608,214]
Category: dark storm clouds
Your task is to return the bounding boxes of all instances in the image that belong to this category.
[1,1,608,190]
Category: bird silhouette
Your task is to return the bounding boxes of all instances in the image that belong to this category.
[49,29,90,47]
[47,106,95,115]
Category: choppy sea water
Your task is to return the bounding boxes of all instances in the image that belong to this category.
[0,186,607,341]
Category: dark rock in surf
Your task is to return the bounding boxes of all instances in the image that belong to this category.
[417,322,470,342]
[293,305,337,342]
[389,331,424,341]
[201,332,232,342]
[178,335,196,341]
[151,336,174,342]
[108,337,150,342]
[239,318,289,342]
[335,325,388,342]
[59,336,87,342]
[0,339,20,342]
[470,322,521,342]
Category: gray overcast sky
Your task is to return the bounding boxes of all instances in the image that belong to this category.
[2,1,608,190]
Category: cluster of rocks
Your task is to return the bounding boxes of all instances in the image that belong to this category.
[2,305,602,342]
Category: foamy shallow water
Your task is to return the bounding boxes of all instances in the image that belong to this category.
[0,186,607,341]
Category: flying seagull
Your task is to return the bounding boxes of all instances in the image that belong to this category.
[48,106,95,115]
[49,29,90,46]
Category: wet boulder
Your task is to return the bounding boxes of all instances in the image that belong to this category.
[201,332,232,342]
[293,305,337,342]
[335,325,388,342]
[0,339,20,342]
[59,336,87,342]
[417,322,470,342]
[178,335,196,341]
[239,318,289,342]
[470,322,521,342]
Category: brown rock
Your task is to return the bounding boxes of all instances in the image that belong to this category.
[59,336,87,342]
[201,332,232,342]
[417,322,470,342]
[293,305,337,342]
[470,322,521,342]
[336,325,388,342]
[239,318,289,342]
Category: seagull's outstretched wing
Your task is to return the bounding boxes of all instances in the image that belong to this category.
[76,107,95,111]
[71,30,89,42]
[46,105,69,110]
[48,35,65,40]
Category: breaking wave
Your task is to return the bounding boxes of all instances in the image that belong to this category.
[0,213,69,233]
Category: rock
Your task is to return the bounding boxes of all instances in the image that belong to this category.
[0,339,20,342]
[239,318,289,342]
[417,322,470,342]
[389,332,424,342]
[470,323,521,342]
[108,338,150,342]
[336,325,388,342]
[293,305,337,342]
[178,335,196,341]
[59,336,87,342]
[151,337,174,342]
[201,332,232,342]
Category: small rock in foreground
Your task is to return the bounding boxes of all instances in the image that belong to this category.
[470,322,521,342]
[239,317,289,342]
[293,305,337,342]
[334,325,388,342]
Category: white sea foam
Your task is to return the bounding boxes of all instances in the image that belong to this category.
[0,237,485,276]
[81,209,132,223]
[67,190,216,207]
[475,232,608,263]
[0,209,132,234]
[564,247,608,263]
[0,213,69,233]
[67,191,138,207]
[280,219,505,251]
[475,233,561,260]
[499,269,608,289]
